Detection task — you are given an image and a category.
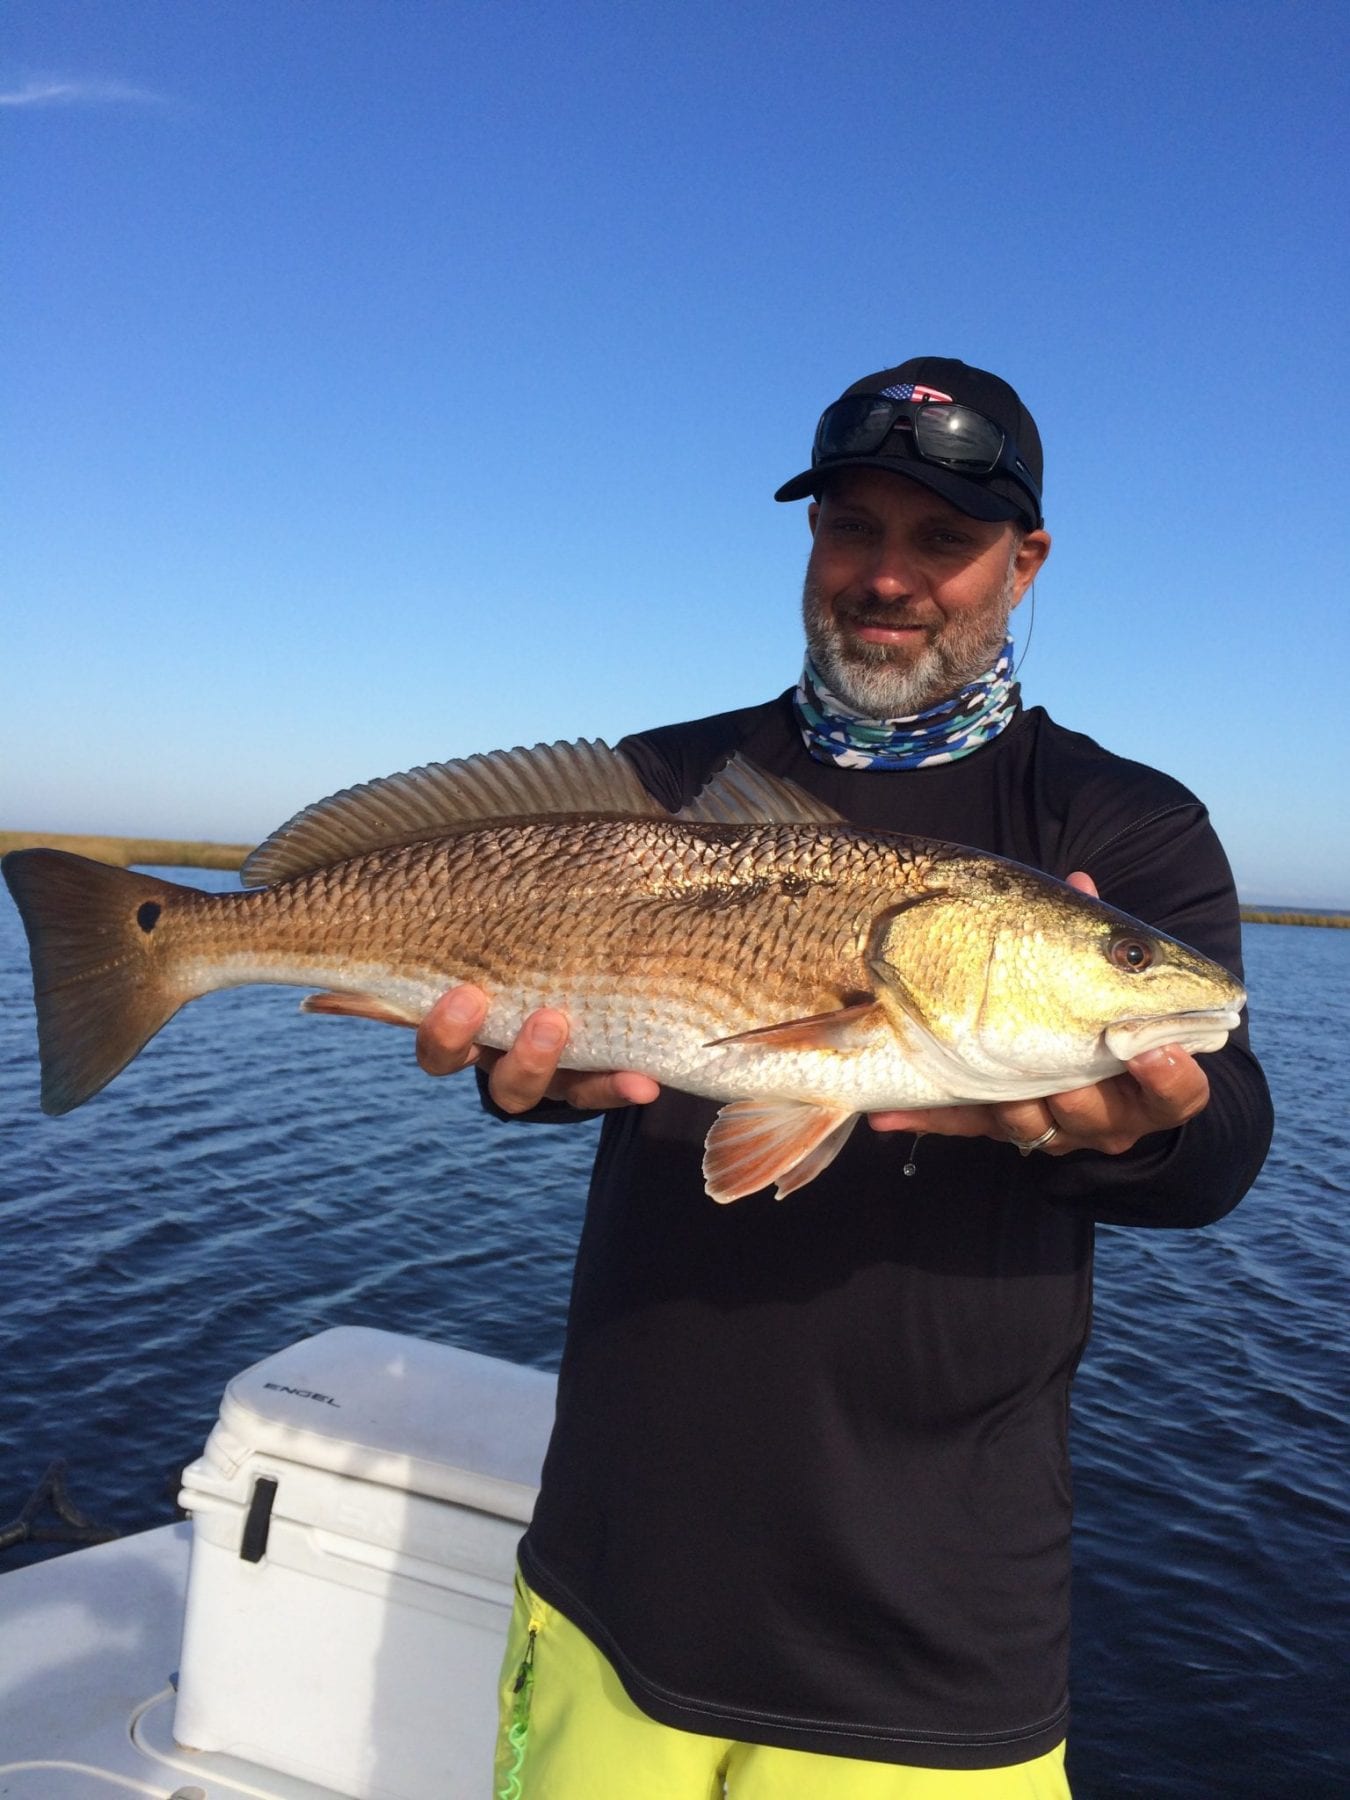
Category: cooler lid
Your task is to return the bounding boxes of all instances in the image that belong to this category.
[210,1326,556,1522]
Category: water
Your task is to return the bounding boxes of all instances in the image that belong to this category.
[1,871,1346,1797]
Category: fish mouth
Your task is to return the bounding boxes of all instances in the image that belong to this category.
[1103,1008,1244,1061]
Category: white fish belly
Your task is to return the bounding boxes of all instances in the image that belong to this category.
[480,978,957,1110]
[182,956,1120,1113]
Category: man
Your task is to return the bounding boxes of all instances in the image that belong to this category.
[418,358,1273,1797]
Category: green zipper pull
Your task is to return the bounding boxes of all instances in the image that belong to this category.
[497,1623,541,1800]
[512,1622,539,1698]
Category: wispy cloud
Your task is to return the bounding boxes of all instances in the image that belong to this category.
[0,77,168,109]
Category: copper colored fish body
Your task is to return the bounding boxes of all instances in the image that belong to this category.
[1,739,1247,1201]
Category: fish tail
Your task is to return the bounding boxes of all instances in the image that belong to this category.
[2,849,194,1114]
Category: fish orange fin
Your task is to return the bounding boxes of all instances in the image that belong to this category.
[703,1099,858,1203]
[299,991,422,1027]
[705,999,884,1052]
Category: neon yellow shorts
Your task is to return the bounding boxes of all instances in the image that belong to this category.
[494,1572,1072,1799]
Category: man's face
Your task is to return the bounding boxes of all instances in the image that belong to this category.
[801,469,1051,717]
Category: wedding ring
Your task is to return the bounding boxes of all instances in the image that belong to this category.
[1014,1124,1060,1156]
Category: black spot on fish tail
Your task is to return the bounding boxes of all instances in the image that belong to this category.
[1,850,193,1113]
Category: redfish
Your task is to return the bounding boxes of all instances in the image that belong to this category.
[2,739,1245,1201]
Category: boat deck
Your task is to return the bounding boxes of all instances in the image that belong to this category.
[1,1524,357,1798]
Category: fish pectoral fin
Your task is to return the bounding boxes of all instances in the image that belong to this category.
[703,1099,859,1204]
[300,991,422,1028]
[704,999,885,1053]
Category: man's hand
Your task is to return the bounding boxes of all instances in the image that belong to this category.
[867,1048,1210,1157]
[867,871,1212,1158]
[415,987,660,1115]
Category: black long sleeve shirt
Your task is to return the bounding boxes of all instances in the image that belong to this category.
[494,693,1273,1767]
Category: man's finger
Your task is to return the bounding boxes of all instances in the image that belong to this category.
[487,1008,572,1114]
[416,987,488,1077]
[991,1100,1062,1147]
[1126,1046,1211,1126]
[551,1069,662,1111]
[869,1105,998,1137]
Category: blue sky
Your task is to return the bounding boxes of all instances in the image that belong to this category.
[4,0,1348,905]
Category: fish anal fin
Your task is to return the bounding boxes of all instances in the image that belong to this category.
[703,1098,857,1204]
[706,998,883,1053]
[300,991,422,1027]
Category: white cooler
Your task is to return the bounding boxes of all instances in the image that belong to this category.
[173,1325,557,1799]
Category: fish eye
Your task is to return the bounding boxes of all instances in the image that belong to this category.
[1108,935,1154,972]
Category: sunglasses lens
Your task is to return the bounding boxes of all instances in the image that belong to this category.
[815,395,899,460]
[912,405,1003,471]
[811,396,1031,509]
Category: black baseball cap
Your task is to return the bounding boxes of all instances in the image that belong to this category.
[774,355,1044,530]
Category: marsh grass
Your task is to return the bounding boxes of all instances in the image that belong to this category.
[0,831,253,871]
[1240,908,1349,928]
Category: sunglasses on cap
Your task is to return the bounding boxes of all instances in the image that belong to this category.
[812,394,1042,522]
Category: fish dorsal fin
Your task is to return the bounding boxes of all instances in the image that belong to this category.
[676,754,844,828]
[242,738,666,886]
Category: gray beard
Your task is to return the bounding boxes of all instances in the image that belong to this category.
[801,558,1018,719]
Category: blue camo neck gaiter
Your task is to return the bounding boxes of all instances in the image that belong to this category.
[794,637,1021,770]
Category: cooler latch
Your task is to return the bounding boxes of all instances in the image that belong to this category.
[240,1476,278,1563]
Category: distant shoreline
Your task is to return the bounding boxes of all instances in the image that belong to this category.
[1238,908,1349,928]
[2,830,1346,928]
[0,830,253,872]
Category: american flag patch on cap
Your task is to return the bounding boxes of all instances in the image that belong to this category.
[880,382,954,403]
